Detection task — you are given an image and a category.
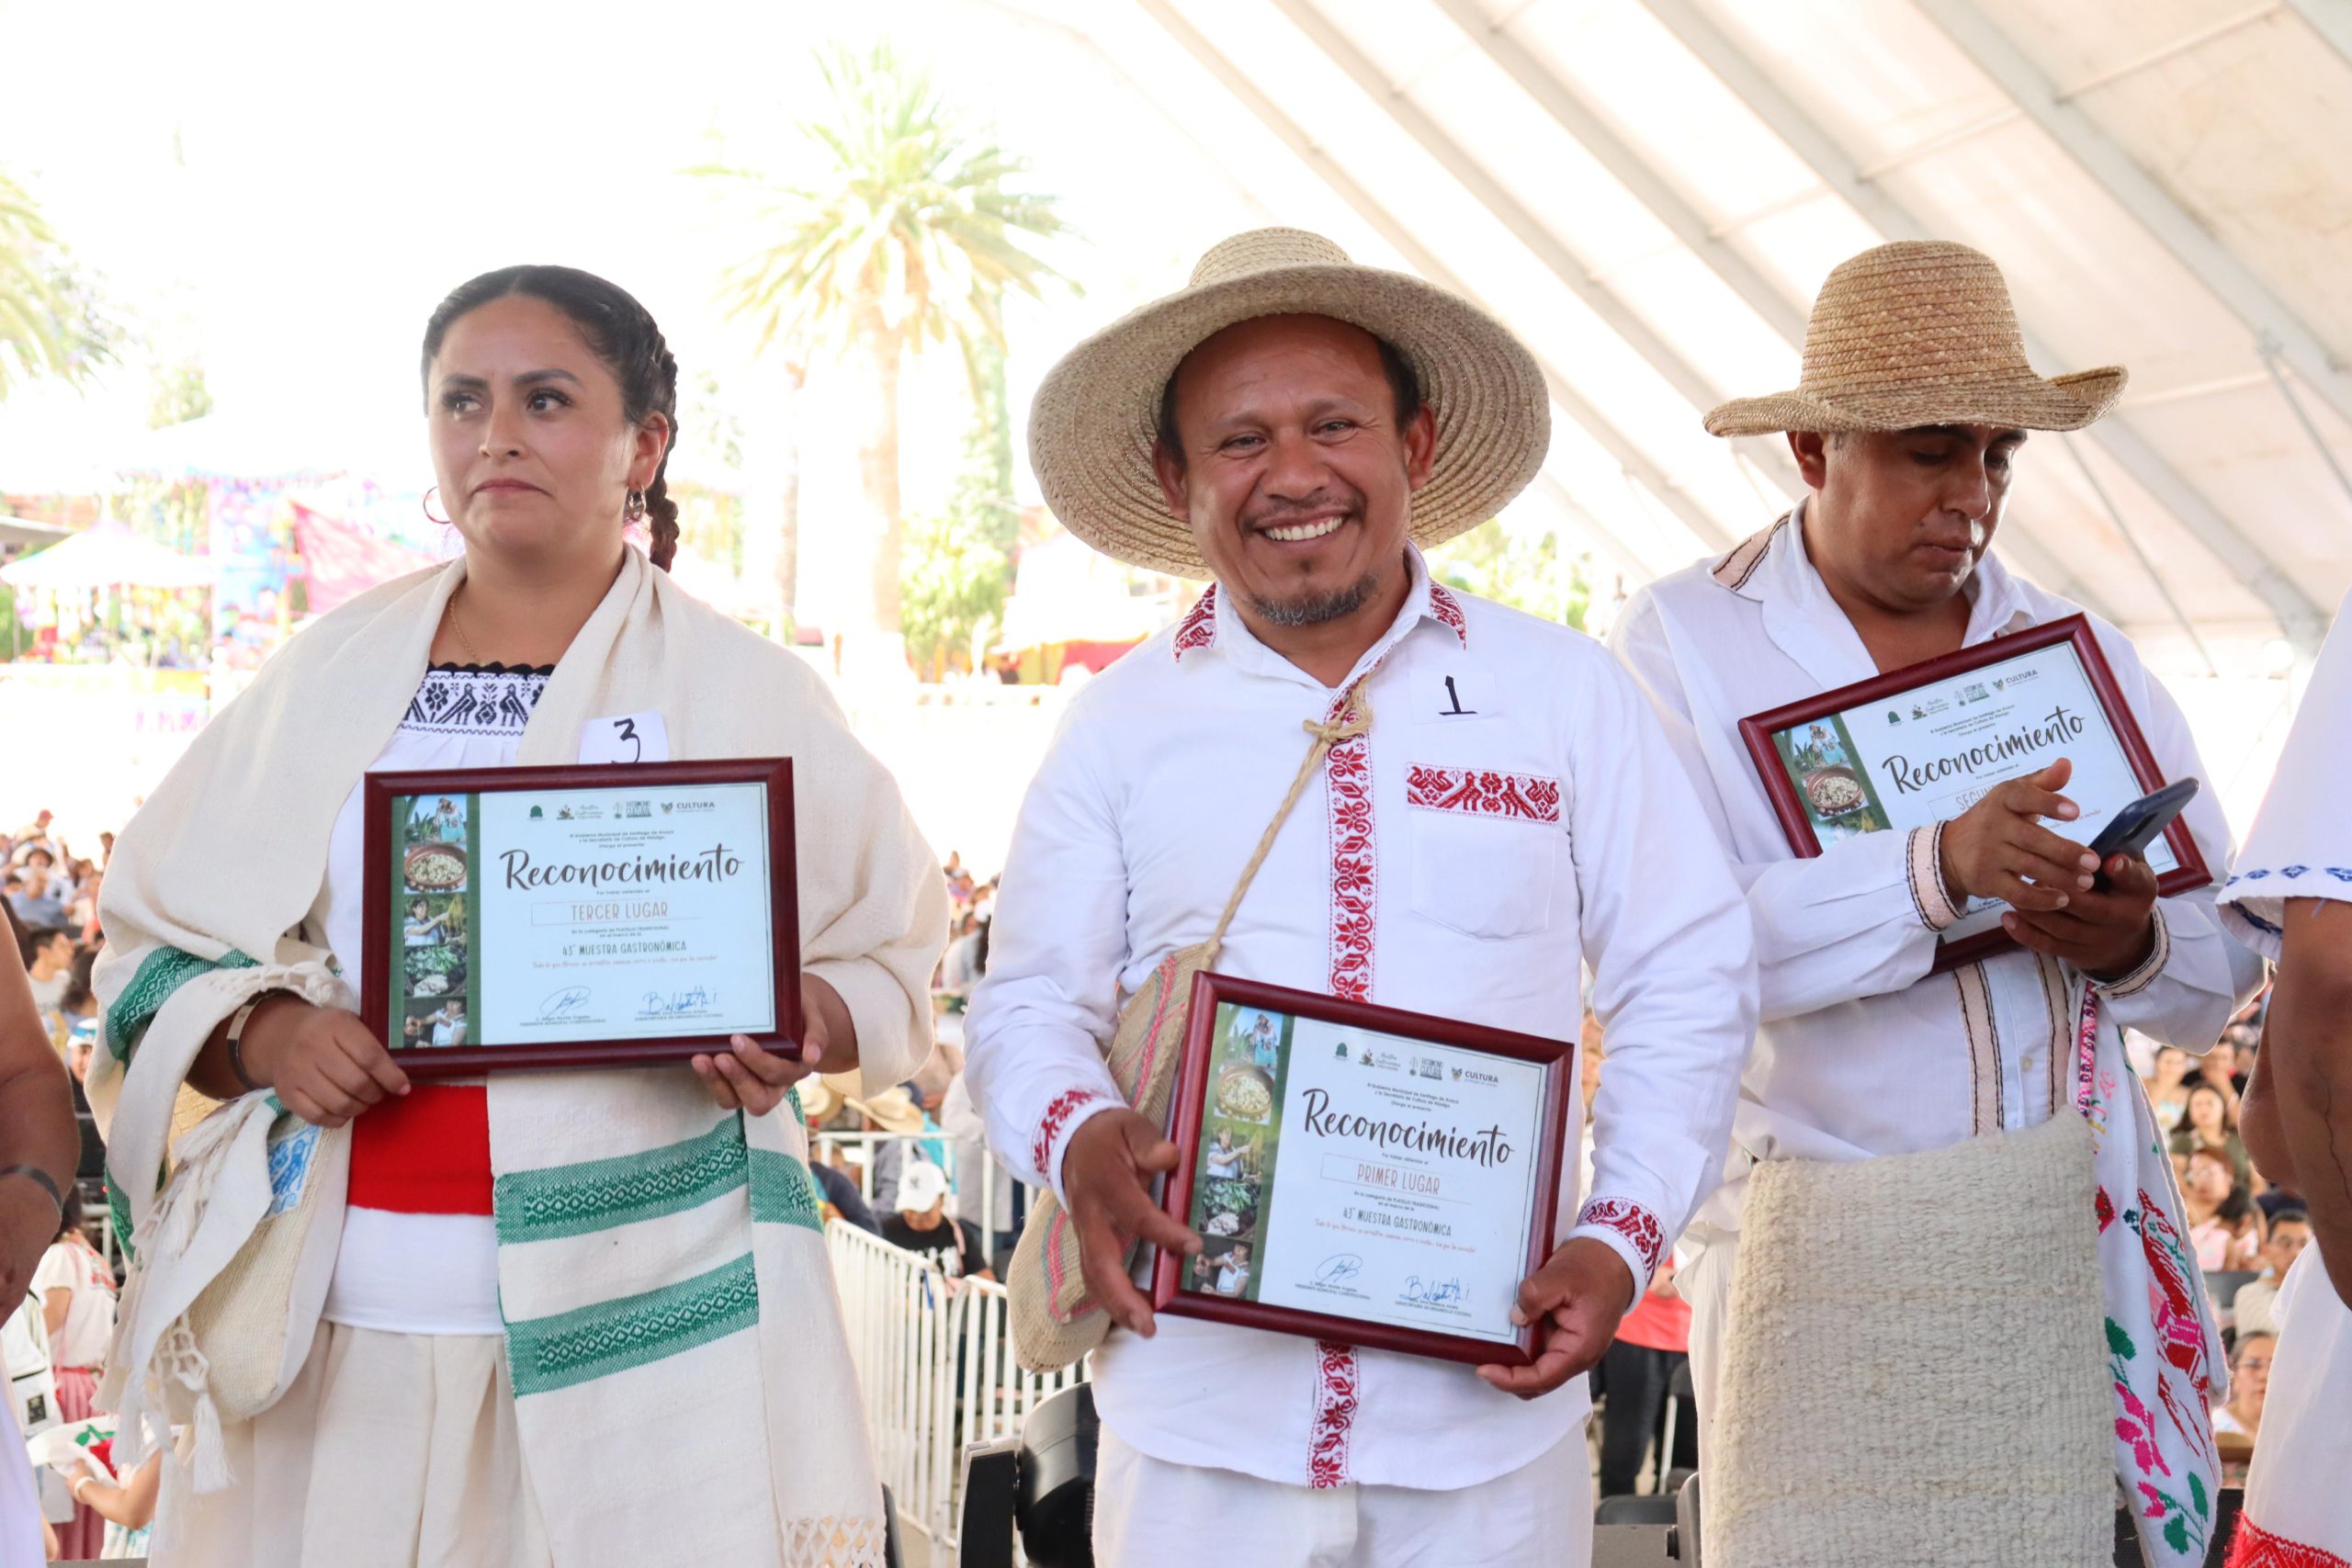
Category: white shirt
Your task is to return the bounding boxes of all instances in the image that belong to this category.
[1610,507,2262,1229]
[311,663,552,1337]
[28,1239,113,1369]
[966,548,1756,1491]
[2219,587,2352,955]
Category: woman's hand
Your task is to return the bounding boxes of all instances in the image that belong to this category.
[690,976,850,1117]
[240,999,410,1128]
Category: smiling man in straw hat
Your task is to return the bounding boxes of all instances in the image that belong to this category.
[1611,240,2263,1565]
[965,228,1757,1566]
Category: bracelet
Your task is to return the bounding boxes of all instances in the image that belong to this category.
[226,993,286,1094]
[0,1164,63,1224]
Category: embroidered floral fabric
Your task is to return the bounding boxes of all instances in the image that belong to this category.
[2080,997,2228,1568]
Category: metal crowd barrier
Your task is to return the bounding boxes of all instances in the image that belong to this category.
[825,1218,1089,1562]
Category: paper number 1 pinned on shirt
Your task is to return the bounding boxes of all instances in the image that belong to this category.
[579,711,671,765]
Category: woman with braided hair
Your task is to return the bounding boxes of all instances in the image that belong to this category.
[90,266,946,1565]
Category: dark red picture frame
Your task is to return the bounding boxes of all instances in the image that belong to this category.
[1150,971,1575,1368]
[361,758,798,1078]
[1737,615,2210,974]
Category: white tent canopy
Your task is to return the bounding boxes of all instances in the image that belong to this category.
[992,0,2352,683]
[0,520,212,592]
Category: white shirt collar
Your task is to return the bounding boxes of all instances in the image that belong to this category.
[1172,543,1469,686]
[1718,497,2036,687]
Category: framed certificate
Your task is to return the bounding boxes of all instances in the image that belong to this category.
[1149,973,1573,1367]
[1737,615,2210,972]
[359,759,799,1077]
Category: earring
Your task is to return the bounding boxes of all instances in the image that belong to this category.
[423,488,451,525]
[625,490,648,523]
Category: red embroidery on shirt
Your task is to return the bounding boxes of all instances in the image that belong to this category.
[1307,1339,1360,1488]
[1577,1197,1668,1280]
[1404,765,1562,824]
[1428,582,1468,646]
[1326,690,1376,1005]
[1173,586,1218,660]
[1034,1089,1106,1178]
[2226,1518,2351,1568]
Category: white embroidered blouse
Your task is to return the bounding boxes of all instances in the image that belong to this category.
[965,548,1757,1492]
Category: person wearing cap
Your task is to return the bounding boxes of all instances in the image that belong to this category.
[881,1159,992,1283]
[965,228,1756,1567]
[1609,241,2261,1563]
[2215,593,2352,1565]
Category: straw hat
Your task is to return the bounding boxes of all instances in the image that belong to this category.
[796,1070,858,1125]
[1029,228,1551,579]
[844,1086,925,1136]
[1703,241,2126,437]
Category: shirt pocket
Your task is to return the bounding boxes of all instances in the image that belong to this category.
[1405,765,1565,941]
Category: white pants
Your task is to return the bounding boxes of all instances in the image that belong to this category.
[1091,1423,1592,1568]
[1679,1227,1738,1479]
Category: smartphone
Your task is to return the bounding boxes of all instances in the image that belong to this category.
[2087,777,2199,891]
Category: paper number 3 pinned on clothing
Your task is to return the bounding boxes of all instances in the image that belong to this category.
[579,711,671,764]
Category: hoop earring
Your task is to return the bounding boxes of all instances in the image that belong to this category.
[625,489,648,523]
[423,487,452,526]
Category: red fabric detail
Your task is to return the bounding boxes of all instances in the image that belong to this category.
[1034,1088,1106,1179]
[1326,686,1377,1004]
[2136,1185,2220,1454]
[1427,582,1468,646]
[1172,587,1218,660]
[1613,1289,1691,1353]
[347,1084,492,1215]
[1306,678,1377,1486]
[2227,1518,2351,1568]
[1404,764,1562,823]
[1307,1339,1360,1488]
[1578,1197,1668,1280]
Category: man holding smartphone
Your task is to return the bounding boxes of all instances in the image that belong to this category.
[1610,241,2263,1566]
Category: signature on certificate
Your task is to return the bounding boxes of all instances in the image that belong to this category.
[1314,1253,1363,1285]
[1399,1275,1465,1306]
[537,986,593,1021]
[639,987,715,1019]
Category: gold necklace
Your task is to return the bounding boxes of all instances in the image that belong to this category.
[445,591,484,664]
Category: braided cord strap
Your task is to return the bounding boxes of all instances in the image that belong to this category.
[1008,671,1379,1371]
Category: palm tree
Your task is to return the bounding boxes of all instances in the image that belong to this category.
[0,171,110,401]
[700,44,1069,649]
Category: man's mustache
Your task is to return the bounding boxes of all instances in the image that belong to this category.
[1243,491,1364,532]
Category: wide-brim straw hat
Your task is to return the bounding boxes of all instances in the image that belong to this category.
[1703,240,2126,437]
[844,1087,925,1135]
[1030,228,1551,579]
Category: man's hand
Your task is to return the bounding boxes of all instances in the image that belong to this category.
[1061,1109,1198,1337]
[243,1001,410,1128]
[692,976,845,1116]
[2003,852,2158,978]
[1939,759,2099,913]
[1476,1236,1636,1399]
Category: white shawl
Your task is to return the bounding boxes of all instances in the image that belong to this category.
[92,548,947,1567]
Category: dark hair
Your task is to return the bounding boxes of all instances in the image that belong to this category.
[17,924,67,969]
[420,265,682,570]
[56,1181,82,1241]
[1155,326,1422,472]
[2185,1080,2237,1132]
[2270,1208,2311,1230]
